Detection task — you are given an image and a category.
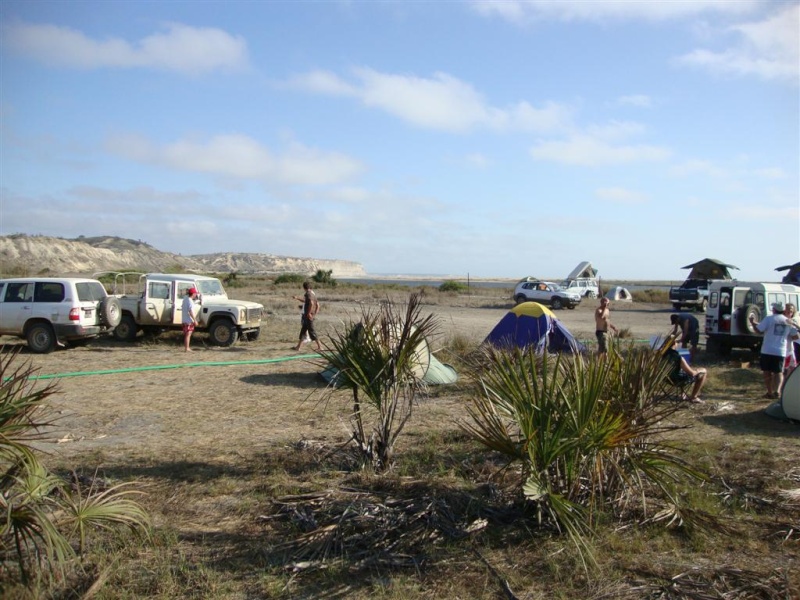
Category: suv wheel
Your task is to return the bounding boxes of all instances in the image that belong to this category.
[696,299,708,313]
[587,291,597,299]
[551,297,564,310]
[113,314,139,342]
[739,304,761,334]
[209,319,239,346]
[515,294,527,304]
[27,323,56,354]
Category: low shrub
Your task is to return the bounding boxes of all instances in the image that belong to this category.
[439,280,467,293]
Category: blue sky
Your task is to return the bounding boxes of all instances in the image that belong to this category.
[1,1,798,281]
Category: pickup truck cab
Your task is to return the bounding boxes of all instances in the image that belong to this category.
[110,273,263,346]
[704,280,800,355]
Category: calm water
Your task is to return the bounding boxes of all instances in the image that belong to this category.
[341,278,671,292]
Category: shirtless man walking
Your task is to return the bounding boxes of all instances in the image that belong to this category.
[595,297,618,355]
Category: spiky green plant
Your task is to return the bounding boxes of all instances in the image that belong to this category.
[319,293,439,471]
[462,345,706,569]
[0,347,151,586]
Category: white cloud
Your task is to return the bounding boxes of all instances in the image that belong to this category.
[676,4,799,83]
[530,134,670,166]
[2,22,248,74]
[287,67,572,133]
[470,0,759,24]
[729,203,800,219]
[616,94,653,108]
[106,133,365,186]
[669,159,729,178]
[595,187,648,204]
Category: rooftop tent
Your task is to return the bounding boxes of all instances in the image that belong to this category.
[484,302,586,354]
[565,261,598,280]
[776,262,800,284]
[680,258,738,280]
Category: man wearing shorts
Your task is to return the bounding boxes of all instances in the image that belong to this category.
[293,282,321,352]
[670,312,700,362]
[749,302,799,399]
[182,287,198,352]
[594,297,618,355]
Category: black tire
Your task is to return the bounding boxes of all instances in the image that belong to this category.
[739,304,761,334]
[244,329,260,342]
[673,304,682,311]
[551,297,563,310]
[567,305,576,310]
[27,323,56,354]
[208,319,239,346]
[696,298,708,313]
[100,297,122,327]
[113,314,139,342]
[515,294,527,305]
[587,291,597,299]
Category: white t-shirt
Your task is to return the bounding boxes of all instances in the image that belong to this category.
[182,295,196,325]
[755,314,795,357]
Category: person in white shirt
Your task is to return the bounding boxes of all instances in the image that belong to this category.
[182,287,198,352]
[749,302,799,399]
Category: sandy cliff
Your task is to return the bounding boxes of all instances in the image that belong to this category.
[0,234,366,278]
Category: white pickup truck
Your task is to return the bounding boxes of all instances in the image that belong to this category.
[110,273,263,346]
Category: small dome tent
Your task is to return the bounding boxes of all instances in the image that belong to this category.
[484,302,586,354]
[606,286,632,302]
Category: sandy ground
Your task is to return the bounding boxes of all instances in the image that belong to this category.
[3,297,792,467]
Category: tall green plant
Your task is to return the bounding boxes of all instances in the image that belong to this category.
[320,293,438,471]
[462,346,704,568]
[0,348,151,587]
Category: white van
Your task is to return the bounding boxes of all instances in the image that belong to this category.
[704,280,800,355]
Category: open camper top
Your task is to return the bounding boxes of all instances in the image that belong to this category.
[680,258,738,280]
[565,261,598,281]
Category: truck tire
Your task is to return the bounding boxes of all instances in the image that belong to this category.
[100,297,122,327]
[209,319,239,346]
[515,294,527,304]
[244,329,260,342]
[673,303,682,311]
[551,297,563,310]
[587,291,597,299]
[696,298,707,313]
[739,304,761,334]
[27,322,56,354]
[113,314,139,342]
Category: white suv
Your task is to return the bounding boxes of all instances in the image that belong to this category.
[560,277,600,299]
[513,280,582,309]
[0,277,121,353]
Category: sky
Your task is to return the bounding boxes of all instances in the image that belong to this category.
[0,1,798,282]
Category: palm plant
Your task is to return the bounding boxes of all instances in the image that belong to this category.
[462,344,705,568]
[319,293,439,471]
[0,347,150,586]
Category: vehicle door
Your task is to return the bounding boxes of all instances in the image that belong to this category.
[0,282,34,333]
[33,281,67,323]
[173,281,198,326]
[139,280,173,326]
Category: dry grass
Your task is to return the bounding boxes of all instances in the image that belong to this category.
[2,278,798,598]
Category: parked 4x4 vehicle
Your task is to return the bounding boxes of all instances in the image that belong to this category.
[514,280,581,310]
[0,277,121,353]
[669,258,738,313]
[705,280,800,355]
[110,273,264,346]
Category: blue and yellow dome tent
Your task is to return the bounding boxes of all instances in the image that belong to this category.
[484,302,586,354]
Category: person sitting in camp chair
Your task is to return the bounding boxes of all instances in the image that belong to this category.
[663,337,707,404]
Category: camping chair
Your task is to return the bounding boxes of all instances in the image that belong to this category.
[658,350,693,402]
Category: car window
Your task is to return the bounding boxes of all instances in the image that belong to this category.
[75,281,107,302]
[5,282,33,302]
[197,280,224,296]
[149,282,171,300]
[35,282,65,303]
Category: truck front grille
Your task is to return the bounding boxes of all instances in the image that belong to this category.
[247,308,262,323]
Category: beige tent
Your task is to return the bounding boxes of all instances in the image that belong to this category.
[606,286,632,302]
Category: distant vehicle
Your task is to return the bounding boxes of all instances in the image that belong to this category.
[704,280,800,355]
[669,258,738,312]
[513,280,582,310]
[0,277,121,353]
[110,273,263,346]
[561,261,600,299]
